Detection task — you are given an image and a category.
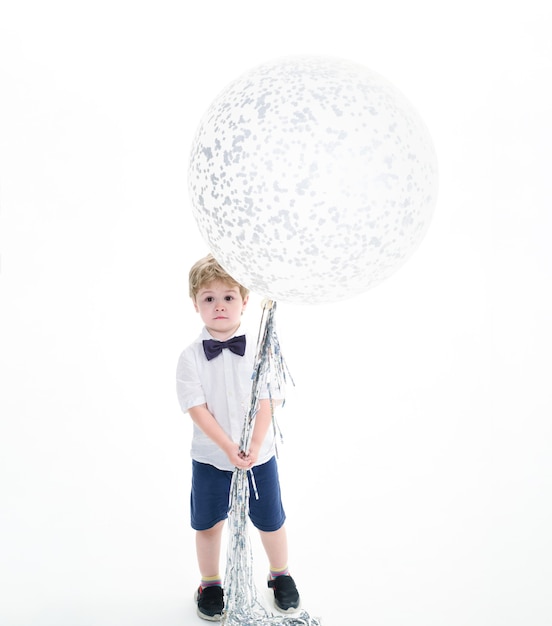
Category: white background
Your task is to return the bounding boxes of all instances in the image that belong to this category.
[1,2,551,625]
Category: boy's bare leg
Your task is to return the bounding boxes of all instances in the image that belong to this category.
[259,525,289,571]
[196,520,225,577]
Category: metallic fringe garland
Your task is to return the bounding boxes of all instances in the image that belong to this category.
[222,301,321,626]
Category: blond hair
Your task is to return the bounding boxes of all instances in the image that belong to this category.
[189,254,249,300]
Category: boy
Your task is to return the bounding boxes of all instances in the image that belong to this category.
[176,254,300,621]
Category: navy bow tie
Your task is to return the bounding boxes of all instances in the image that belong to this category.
[202,335,246,361]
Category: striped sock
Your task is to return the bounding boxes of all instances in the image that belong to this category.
[201,574,222,590]
[270,565,290,579]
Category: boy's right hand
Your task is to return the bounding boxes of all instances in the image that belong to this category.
[188,405,254,469]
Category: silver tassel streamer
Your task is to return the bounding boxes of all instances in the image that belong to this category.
[222,301,321,626]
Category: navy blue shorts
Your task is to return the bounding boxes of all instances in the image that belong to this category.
[190,456,286,532]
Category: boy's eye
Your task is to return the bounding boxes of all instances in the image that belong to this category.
[205,296,214,302]
[224,295,234,302]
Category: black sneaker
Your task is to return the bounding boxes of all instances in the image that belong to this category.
[267,575,301,613]
[195,585,224,621]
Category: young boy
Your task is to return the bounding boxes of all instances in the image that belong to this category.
[176,254,300,621]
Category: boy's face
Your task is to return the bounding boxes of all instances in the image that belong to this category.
[193,280,249,340]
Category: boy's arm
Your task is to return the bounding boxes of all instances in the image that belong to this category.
[246,398,277,464]
[188,403,252,470]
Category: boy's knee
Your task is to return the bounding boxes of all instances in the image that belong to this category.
[197,519,225,535]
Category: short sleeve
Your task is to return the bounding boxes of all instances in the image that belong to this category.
[176,347,206,413]
[257,365,286,402]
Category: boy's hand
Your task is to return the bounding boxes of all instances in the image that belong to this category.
[225,442,253,469]
[241,445,260,466]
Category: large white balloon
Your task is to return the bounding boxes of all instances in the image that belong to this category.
[188,55,438,304]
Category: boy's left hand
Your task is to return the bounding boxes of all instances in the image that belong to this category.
[239,446,259,467]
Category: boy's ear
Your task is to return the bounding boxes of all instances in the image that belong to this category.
[242,294,249,311]
[192,298,199,312]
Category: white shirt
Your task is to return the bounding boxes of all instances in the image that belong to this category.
[176,325,282,471]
